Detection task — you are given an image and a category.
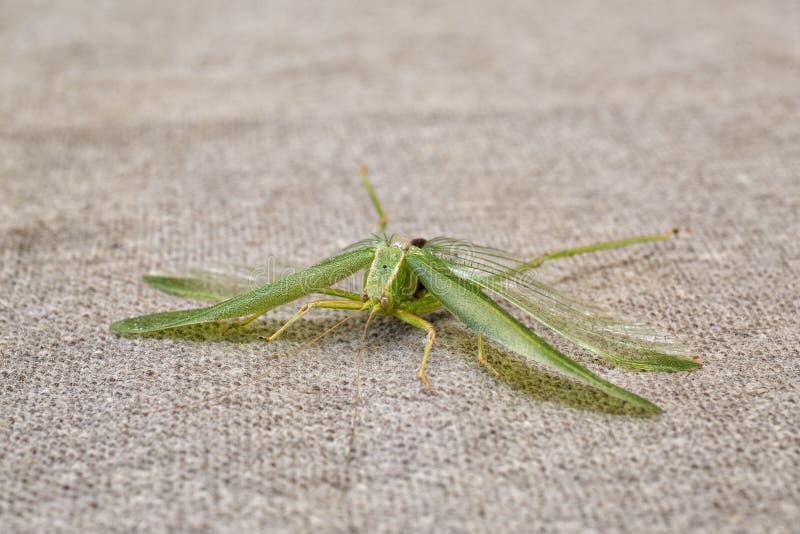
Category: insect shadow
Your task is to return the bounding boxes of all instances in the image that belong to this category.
[113,313,360,345]
[439,323,654,416]
[116,311,644,415]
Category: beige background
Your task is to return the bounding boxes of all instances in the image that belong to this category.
[2,1,799,532]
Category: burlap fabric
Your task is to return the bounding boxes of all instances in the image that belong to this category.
[2,1,798,532]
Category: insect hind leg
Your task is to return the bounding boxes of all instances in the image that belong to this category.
[510,228,682,274]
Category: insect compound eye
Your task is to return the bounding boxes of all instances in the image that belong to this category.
[382,265,388,270]
[410,237,427,248]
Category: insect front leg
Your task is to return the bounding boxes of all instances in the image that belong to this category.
[394,310,437,391]
[264,299,369,342]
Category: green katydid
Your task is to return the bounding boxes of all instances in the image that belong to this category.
[111,168,701,413]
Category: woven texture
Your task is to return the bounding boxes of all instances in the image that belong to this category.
[2,1,798,532]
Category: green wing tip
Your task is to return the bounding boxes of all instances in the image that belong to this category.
[109,309,195,334]
[610,354,703,372]
[143,274,170,285]
[143,275,171,291]
[143,274,179,286]
[109,319,136,334]
[110,317,162,334]
[681,358,703,371]
[143,274,175,289]
[651,356,703,372]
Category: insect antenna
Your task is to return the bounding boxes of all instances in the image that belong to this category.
[349,304,379,454]
[139,311,362,416]
[339,303,380,501]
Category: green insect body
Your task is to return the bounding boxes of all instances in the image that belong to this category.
[111,168,701,413]
[363,238,418,312]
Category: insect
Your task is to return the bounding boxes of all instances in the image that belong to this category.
[111,168,701,413]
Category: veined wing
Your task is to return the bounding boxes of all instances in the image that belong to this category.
[110,239,378,334]
[144,262,297,301]
[406,247,661,412]
[423,237,700,371]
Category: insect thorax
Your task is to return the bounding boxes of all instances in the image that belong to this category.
[362,239,419,309]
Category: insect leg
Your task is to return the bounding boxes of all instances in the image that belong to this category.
[393,309,436,391]
[402,293,443,315]
[494,228,682,280]
[220,311,268,335]
[476,334,500,378]
[360,165,387,233]
[315,288,362,300]
[264,299,368,342]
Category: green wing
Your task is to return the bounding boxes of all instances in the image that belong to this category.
[423,238,700,372]
[406,247,661,412]
[110,240,377,334]
[143,262,296,301]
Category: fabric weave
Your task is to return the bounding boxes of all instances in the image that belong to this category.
[2,1,798,532]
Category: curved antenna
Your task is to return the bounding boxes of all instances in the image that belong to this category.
[359,165,387,233]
